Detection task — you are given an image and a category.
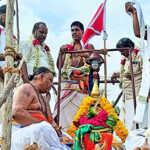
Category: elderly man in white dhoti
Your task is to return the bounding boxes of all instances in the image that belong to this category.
[6,67,70,150]
[54,21,95,131]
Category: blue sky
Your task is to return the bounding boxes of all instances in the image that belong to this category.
[1,0,149,105]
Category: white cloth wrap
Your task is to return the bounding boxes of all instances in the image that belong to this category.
[0,121,70,150]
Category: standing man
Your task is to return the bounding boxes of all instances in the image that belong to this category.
[125,1,150,127]
[19,22,56,83]
[111,37,143,131]
[54,21,94,131]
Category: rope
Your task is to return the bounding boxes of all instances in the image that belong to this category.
[3,66,20,74]
[4,47,21,60]
[5,46,15,51]
[4,46,16,58]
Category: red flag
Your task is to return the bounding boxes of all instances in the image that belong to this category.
[82,0,107,47]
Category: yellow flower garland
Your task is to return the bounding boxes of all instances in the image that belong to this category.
[66,96,128,142]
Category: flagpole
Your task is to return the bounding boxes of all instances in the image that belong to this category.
[103,35,107,98]
[103,0,107,98]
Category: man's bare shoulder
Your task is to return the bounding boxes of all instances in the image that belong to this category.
[14,83,33,97]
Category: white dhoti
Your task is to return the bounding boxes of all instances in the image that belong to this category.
[0,121,70,150]
[53,82,87,131]
[125,129,150,150]
[119,98,136,131]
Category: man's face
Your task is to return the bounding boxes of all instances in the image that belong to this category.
[119,46,130,57]
[34,24,48,44]
[0,13,6,27]
[71,25,83,41]
[120,50,129,57]
[40,72,53,93]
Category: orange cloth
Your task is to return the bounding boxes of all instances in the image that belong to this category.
[12,113,52,127]
[30,113,52,123]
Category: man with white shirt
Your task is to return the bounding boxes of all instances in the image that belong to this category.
[19,22,56,83]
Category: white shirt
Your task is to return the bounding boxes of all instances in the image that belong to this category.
[19,40,55,75]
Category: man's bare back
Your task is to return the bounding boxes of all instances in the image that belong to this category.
[12,83,46,126]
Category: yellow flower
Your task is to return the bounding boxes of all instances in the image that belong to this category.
[66,95,128,142]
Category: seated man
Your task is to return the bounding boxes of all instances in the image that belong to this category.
[11,67,70,150]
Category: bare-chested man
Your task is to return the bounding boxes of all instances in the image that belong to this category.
[57,21,94,79]
[54,21,95,131]
[12,67,69,150]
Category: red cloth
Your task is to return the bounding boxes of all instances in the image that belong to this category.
[84,132,113,150]
[79,110,109,127]
[82,0,107,47]
[84,134,95,150]
[66,44,73,51]
[100,133,113,150]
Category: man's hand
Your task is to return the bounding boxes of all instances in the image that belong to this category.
[125,2,137,15]
[60,45,69,54]
[21,62,29,83]
[0,67,4,78]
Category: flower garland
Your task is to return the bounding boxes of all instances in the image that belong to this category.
[61,41,90,79]
[66,96,128,142]
[120,49,139,79]
[32,39,56,75]
[79,110,109,127]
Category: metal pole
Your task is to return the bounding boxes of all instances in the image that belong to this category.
[56,52,62,125]
[129,49,139,129]
[104,40,107,98]
[113,91,123,107]
[63,47,132,54]
[16,0,20,46]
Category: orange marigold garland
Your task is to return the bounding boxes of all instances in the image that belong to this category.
[66,96,128,142]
